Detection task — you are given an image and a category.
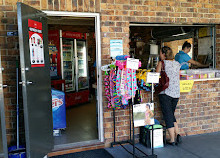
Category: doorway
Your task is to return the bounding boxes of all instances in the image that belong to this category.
[44,11,103,150]
[17,3,103,157]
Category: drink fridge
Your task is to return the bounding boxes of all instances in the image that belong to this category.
[49,30,90,107]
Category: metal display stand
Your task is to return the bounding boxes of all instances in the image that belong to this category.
[111,68,157,158]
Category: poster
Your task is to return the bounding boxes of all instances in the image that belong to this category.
[110,40,123,58]
[126,58,139,70]
[180,80,194,92]
[150,129,164,148]
[49,44,58,77]
[28,19,45,67]
[146,72,160,83]
[133,103,154,127]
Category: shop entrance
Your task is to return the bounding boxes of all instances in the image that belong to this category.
[47,17,100,148]
[17,3,103,157]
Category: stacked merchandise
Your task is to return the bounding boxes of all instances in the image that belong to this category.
[104,55,141,109]
[180,69,220,80]
[136,69,153,92]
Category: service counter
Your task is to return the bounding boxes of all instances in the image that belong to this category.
[176,77,220,136]
[142,76,220,137]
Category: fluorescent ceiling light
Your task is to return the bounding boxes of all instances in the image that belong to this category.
[172,33,187,37]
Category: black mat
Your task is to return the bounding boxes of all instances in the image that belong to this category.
[52,148,113,158]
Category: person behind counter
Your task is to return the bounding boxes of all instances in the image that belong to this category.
[156,46,182,146]
[175,41,208,70]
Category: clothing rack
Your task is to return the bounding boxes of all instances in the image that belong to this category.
[110,66,157,158]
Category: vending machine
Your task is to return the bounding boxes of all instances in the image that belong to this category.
[48,30,90,107]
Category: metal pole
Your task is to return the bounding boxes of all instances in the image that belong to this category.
[131,69,135,158]
[151,83,154,156]
[16,63,19,149]
[113,108,116,144]
[152,125,154,156]
[129,102,132,141]
[151,83,154,103]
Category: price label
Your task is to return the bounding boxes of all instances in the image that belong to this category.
[126,58,139,70]
[146,72,160,83]
[180,80,194,92]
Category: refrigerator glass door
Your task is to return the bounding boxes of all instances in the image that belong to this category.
[62,40,75,92]
[76,40,88,90]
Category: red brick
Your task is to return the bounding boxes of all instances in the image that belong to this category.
[181,3,192,7]
[115,0,129,4]
[0,6,13,11]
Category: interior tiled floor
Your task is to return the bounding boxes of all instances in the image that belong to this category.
[53,99,98,145]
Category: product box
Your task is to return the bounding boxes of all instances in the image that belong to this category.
[207,72,215,78]
[180,74,193,80]
[199,73,207,79]
[215,71,220,78]
[52,89,66,130]
[140,125,164,149]
[193,74,200,79]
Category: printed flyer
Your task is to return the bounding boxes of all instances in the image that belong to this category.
[133,103,154,127]
[28,19,45,67]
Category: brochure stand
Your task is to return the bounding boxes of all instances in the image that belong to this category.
[111,59,157,158]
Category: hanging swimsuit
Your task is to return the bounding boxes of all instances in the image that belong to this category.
[110,68,121,109]
[104,71,111,108]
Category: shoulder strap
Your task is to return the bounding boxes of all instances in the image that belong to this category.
[161,60,165,71]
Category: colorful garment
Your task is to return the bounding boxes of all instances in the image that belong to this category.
[110,68,121,109]
[116,69,122,96]
[104,72,111,108]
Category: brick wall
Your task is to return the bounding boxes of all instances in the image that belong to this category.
[177,80,220,135]
[216,26,220,69]
[0,0,220,154]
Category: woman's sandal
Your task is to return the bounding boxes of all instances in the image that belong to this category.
[166,140,175,146]
[176,134,182,144]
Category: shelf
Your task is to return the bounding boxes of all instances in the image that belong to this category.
[65,80,73,82]
[63,60,72,62]
[182,78,220,82]
[64,69,72,71]
[63,50,72,52]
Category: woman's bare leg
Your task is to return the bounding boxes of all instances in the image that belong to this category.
[174,122,179,137]
[167,127,175,142]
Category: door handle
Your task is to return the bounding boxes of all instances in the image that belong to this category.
[19,81,34,85]
[26,81,34,85]
[3,85,7,88]
[0,84,7,89]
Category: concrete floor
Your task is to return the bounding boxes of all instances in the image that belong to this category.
[54,99,98,145]
[106,132,220,158]
[0,121,3,154]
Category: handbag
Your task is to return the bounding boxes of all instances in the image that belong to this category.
[156,60,169,93]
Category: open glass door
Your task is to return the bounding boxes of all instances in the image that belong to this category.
[0,54,8,158]
[17,2,53,158]
[76,40,89,91]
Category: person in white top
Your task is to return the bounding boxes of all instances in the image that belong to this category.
[156,46,182,146]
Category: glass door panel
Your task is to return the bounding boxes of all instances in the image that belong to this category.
[62,40,75,92]
[76,40,88,90]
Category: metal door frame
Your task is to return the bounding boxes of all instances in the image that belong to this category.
[43,11,104,148]
[0,53,8,158]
